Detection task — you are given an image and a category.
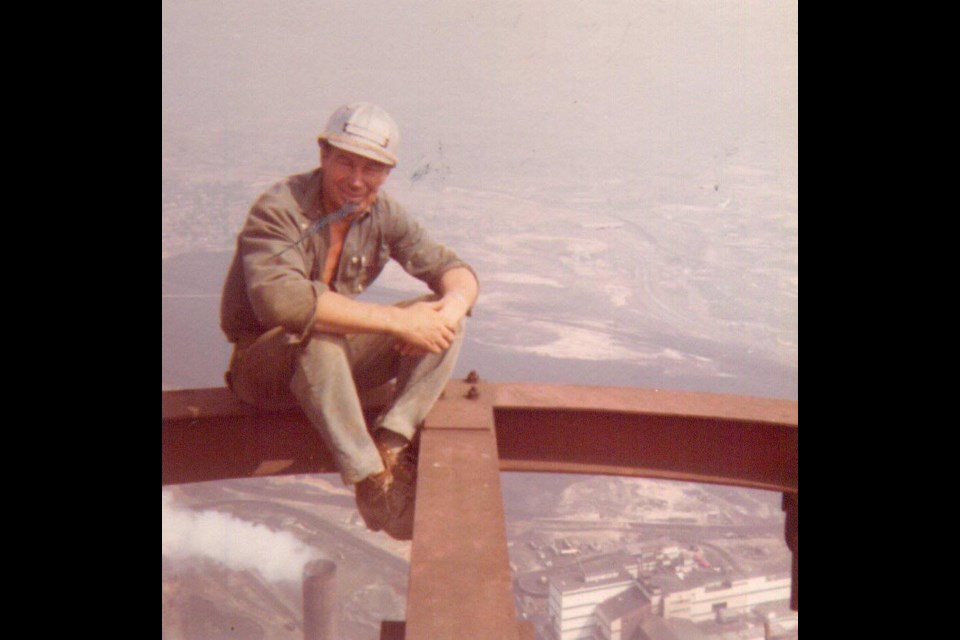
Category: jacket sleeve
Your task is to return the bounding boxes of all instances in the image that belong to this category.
[239,197,328,337]
[383,199,477,294]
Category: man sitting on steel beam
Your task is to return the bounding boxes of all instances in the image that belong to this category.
[220,102,479,540]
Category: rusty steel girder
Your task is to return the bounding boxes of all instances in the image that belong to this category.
[490,382,797,493]
[407,389,520,639]
[162,384,395,485]
[162,378,798,637]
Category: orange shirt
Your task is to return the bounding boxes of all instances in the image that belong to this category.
[321,219,352,287]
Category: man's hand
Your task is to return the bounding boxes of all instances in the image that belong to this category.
[312,266,477,356]
[392,300,457,355]
[392,267,479,356]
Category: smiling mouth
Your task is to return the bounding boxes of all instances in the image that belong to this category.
[340,189,366,200]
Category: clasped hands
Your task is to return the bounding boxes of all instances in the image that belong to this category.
[392,297,465,356]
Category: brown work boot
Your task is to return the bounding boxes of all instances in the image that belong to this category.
[371,429,418,540]
[381,473,415,541]
[355,466,416,541]
[375,429,418,484]
[355,468,394,533]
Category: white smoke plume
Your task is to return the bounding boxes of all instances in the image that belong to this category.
[162,489,319,582]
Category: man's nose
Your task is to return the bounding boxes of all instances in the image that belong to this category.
[348,167,365,187]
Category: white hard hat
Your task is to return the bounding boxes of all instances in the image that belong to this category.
[318,102,400,167]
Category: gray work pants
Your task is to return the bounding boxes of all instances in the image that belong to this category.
[228,300,465,484]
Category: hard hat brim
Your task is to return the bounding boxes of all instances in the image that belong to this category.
[319,133,398,168]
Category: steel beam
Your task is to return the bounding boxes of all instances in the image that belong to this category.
[162,383,796,493]
[406,382,520,640]
[161,385,393,485]
[161,380,799,633]
[491,383,796,493]
[495,408,796,493]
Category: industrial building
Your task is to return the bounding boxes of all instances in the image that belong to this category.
[547,551,660,640]
[658,575,791,622]
[544,548,791,640]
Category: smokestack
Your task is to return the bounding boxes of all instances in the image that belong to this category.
[303,559,338,640]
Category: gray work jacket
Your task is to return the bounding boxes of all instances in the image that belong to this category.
[221,168,474,342]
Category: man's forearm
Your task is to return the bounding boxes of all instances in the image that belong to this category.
[311,268,477,351]
[314,290,458,354]
[313,290,401,335]
[438,267,479,321]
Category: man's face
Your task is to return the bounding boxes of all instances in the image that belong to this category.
[320,144,392,214]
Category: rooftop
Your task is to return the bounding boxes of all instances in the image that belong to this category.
[596,585,650,621]
[639,616,707,640]
[645,569,727,595]
[550,550,637,593]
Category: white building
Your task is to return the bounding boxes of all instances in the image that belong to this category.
[659,574,791,622]
[547,552,659,640]
[544,550,791,639]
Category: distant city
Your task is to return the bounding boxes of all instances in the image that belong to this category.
[162,474,796,640]
[510,534,795,640]
[503,474,796,640]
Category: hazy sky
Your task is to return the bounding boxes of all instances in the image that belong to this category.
[163,0,797,190]
[163,0,798,398]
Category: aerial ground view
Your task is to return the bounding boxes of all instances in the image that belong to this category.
[162,1,797,638]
